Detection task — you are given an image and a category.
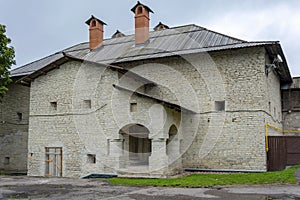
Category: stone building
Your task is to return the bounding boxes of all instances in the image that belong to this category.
[282,77,300,133]
[1,2,296,177]
[0,80,30,173]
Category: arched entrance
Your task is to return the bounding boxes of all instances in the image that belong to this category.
[119,124,151,166]
[167,125,179,162]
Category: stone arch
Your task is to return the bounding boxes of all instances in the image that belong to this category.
[119,124,151,166]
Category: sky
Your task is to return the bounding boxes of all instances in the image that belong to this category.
[0,0,299,77]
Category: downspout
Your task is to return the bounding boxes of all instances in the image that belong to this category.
[265,123,269,152]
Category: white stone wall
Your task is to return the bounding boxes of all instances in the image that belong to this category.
[120,47,282,171]
[28,60,181,177]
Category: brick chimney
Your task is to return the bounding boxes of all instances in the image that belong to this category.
[131,1,153,45]
[85,15,107,50]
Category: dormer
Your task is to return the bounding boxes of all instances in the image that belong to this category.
[154,22,170,31]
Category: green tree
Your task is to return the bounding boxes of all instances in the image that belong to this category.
[0,24,15,97]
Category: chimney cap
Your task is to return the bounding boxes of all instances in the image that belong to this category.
[85,15,107,26]
[131,1,154,14]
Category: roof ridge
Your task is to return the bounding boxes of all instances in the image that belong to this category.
[101,24,246,47]
[202,27,246,43]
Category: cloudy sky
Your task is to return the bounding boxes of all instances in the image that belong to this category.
[0,0,299,76]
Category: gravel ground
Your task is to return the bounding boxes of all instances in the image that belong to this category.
[0,170,300,200]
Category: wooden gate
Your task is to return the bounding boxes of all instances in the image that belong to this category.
[268,136,300,171]
[286,136,300,165]
[45,147,62,177]
[267,137,286,171]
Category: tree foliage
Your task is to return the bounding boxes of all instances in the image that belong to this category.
[0,24,15,97]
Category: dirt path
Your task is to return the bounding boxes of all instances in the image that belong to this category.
[1,176,300,199]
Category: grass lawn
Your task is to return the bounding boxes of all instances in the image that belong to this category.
[108,165,299,188]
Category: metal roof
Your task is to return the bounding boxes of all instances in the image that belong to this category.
[10,24,292,83]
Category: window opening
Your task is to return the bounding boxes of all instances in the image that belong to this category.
[87,154,96,164]
[17,112,23,121]
[130,103,137,112]
[50,102,57,111]
[215,101,225,111]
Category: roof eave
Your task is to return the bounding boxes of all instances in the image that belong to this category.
[265,43,293,84]
[113,84,197,114]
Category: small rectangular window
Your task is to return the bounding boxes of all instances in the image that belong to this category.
[50,102,57,110]
[83,100,92,109]
[4,157,10,165]
[17,112,23,121]
[130,103,137,112]
[87,154,96,164]
[215,101,225,111]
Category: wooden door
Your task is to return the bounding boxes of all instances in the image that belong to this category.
[45,147,62,177]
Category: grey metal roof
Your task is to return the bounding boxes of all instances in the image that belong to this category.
[10,24,292,83]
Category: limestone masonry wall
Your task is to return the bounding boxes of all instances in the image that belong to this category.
[28,46,283,177]
[0,82,30,173]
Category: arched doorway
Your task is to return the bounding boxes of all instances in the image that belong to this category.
[119,124,151,166]
[167,125,179,160]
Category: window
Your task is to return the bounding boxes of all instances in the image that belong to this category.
[4,157,10,165]
[91,20,96,27]
[87,154,96,164]
[83,100,92,109]
[50,102,57,111]
[137,6,143,14]
[17,112,23,122]
[130,103,137,112]
[215,101,225,111]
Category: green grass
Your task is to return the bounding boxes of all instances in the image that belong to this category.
[108,165,299,188]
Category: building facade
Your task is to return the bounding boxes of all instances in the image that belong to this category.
[2,2,296,177]
[282,77,300,133]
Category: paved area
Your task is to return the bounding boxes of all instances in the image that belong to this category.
[0,175,299,200]
[295,168,300,183]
